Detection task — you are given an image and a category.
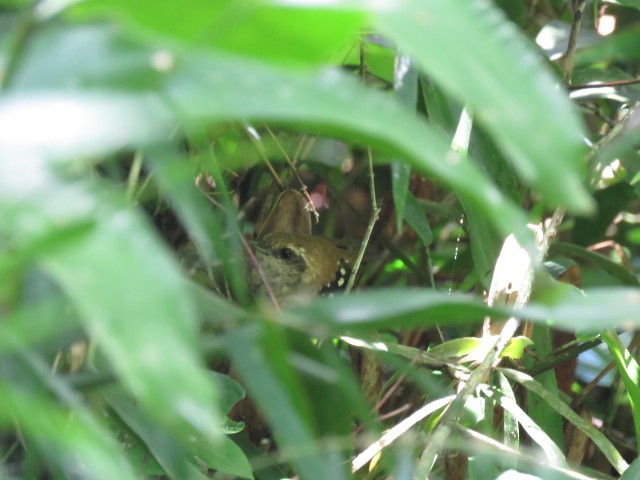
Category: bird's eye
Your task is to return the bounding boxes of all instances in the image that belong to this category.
[278,247,296,260]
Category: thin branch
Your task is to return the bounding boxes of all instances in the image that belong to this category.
[264,126,319,223]
[568,77,640,91]
[563,0,587,85]
[345,148,380,293]
[243,125,284,191]
[241,235,281,312]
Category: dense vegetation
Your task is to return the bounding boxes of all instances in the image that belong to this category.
[2,1,640,479]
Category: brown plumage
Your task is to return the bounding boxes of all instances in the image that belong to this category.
[250,231,357,302]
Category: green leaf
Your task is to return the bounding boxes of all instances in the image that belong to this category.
[0,383,137,480]
[420,75,458,134]
[145,145,248,304]
[0,290,80,356]
[483,385,567,466]
[621,456,640,480]
[0,164,221,445]
[523,324,564,449]
[69,0,366,66]
[210,371,246,416]
[226,324,348,480]
[4,22,534,251]
[573,182,638,246]
[108,391,253,479]
[44,209,221,438]
[403,192,433,246]
[551,242,639,286]
[501,368,629,475]
[602,331,640,453]
[290,289,495,333]
[609,0,640,9]
[526,286,640,332]
[500,336,533,360]
[496,372,518,468]
[466,124,524,288]
[295,286,640,336]
[428,337,482,358]
[0,334,136,480]
[376,0,594,214]
[577,27,640,65]
[391,161,411,231]
[163,50,533,250]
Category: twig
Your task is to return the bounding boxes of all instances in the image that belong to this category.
[574,332,640,403]
[263,126,319,223]
[345,148,380,293]
[241,235,281,312]
[292,134,316,165]
[372,348,422,414]
[568,77,640,91]
[244,125,284,191]
[563,0,586,85]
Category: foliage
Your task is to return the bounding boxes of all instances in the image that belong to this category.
[2,0,640,479]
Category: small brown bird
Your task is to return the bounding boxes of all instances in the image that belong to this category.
[249,188,357,303]
[249,231,356,302]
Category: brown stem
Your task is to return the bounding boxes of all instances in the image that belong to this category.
[563,0,586,85]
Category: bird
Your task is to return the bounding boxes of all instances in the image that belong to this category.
[249,231,357,303]
[248,187,361,303]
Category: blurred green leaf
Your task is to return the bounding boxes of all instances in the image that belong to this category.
[524,325,564,450]
[573,182,637,246]
[403,192,433,246]
[69,0,365,66]
[391,161,411,231]
[428,337,482,358]
[376,0,594,214]
[292,286,640,335]
[390,54,418,230]
[0,162,221,445]
[602,331,640,453]
[500,336,533,360]
[3,20,535,251]
[621,456,640,480]
[0,383,137,480]
[577,27,640,65]
[291,289,495,333]
[163,49,534,249]
[466,124,524,287]
[210,371,245,415]
[44,209,221,437]
[526,286,640,332]
[551,242,639,286]
[108,390,252,479]
[227,324,348,480]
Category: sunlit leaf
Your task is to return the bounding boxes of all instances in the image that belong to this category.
[376,0,594,214]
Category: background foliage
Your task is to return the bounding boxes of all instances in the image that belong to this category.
[2,0,640,479]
